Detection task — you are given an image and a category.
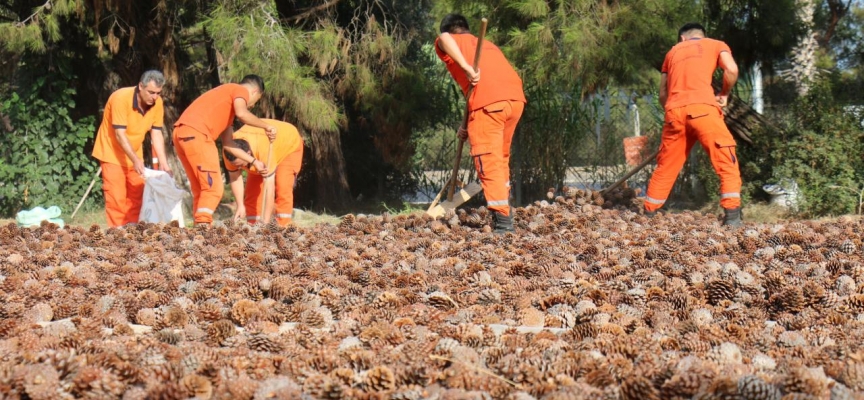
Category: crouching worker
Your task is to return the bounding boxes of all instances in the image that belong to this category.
[223,119,303,226]
[173,75,276,226]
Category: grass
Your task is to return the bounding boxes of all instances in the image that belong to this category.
[6,198,854,230]
[698,202,793,224]
[0,201,108,228]
[380,201,425,216]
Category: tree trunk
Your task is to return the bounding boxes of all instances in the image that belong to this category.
[309,129,351,210]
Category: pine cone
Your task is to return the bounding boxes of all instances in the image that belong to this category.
[180,374,213,399]
[364,365,396,392]
[621,375,660,400]
[839,362,864,391]
[427,291,458,310]
[706,279,736,305]
[207,319,236,346]
[769,287,806,314]
[839,239,857,254]
[737,375,781,400]
[248,333,283,353]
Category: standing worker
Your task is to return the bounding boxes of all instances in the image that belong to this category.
[435,13,527,233]
[223,119,304,226]
[644,23,743,227]
[173,75,277,226]
[92,70,171,227]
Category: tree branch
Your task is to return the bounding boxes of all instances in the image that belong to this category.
[819,0,852,47]
[283,0,341,23]
[16,0,51,26]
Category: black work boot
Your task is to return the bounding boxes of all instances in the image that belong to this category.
[493,211,514,234]
[644,208,657,218]
[722,207,743,227]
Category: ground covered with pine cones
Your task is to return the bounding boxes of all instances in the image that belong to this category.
[0,188,863,399]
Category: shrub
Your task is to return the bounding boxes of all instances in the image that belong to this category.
[0,66,97,217]
[739,80,864,216]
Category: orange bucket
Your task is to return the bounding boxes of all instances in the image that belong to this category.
[623,136,649,167]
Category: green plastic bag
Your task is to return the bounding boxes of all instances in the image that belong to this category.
[16,206,65,228]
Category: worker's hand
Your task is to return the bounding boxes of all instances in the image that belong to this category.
[132,157,145,175]
[457,125,468,141]
[264,125,277,142]
[464,67,480,86]
[233,204,246,222]
[716,94,729,108]
[252,159,269,176]
[159,162,172,177]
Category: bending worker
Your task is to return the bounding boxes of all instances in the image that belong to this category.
[173,75,277,226]
[644,23,743,227]
[435,13,526,234]
[92,70,171,227]
[223,119,304,226]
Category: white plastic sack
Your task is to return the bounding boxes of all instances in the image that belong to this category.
[16,206,64,228]
[763,179,800,211]
[139,168,186,225]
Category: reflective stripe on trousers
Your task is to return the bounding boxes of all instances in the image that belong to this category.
[645,196,666,205]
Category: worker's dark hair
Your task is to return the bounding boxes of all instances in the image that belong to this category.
[224,139,252,162]
[678,23,706,39]
[240,75,265,92]
[440,13,470,34]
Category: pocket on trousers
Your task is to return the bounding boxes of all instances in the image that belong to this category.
[177,135,201,159]
[687,112,710,120]
[197,166,219,189]
[715,140,738,164]
[470,144,492,177]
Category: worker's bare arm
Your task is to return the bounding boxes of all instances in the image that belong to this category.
[233,98,277,141]
[228,170,246,221]
[220,127,269,175]
[659,73,669,108]
[438,33,480,85]
[150,128,171,175]
[717,52,739,106]
[113,128,145,175]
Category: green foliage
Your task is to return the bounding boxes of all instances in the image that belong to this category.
[206,1,342,133]
[740,80,864,216]
[703,0,802,70]
[0,62,97,217]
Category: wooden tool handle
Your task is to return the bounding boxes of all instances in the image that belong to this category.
[71,166,102,221]
[447,17,488,202]
[601,148,660,195]
[260,142,275,224]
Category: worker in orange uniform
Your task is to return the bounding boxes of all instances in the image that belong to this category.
[92,70,171,227]
[173,75,277,225]
[644,23,743,227]
[223,119,303,226]
[435,13,527,234]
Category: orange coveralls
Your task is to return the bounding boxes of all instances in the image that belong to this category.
[436,34,527,216]
[92,86,164,227]
[173,83,249,224]
[224,119,304,226]
[645,38,742,212]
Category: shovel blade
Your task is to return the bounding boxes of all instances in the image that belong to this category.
[425,182,483,218]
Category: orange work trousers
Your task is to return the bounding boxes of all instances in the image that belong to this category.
[244,145,303,226]
[645,103,742,212]
[466,100,525,216]
[173,125,223,224]
[100,161,144,227]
